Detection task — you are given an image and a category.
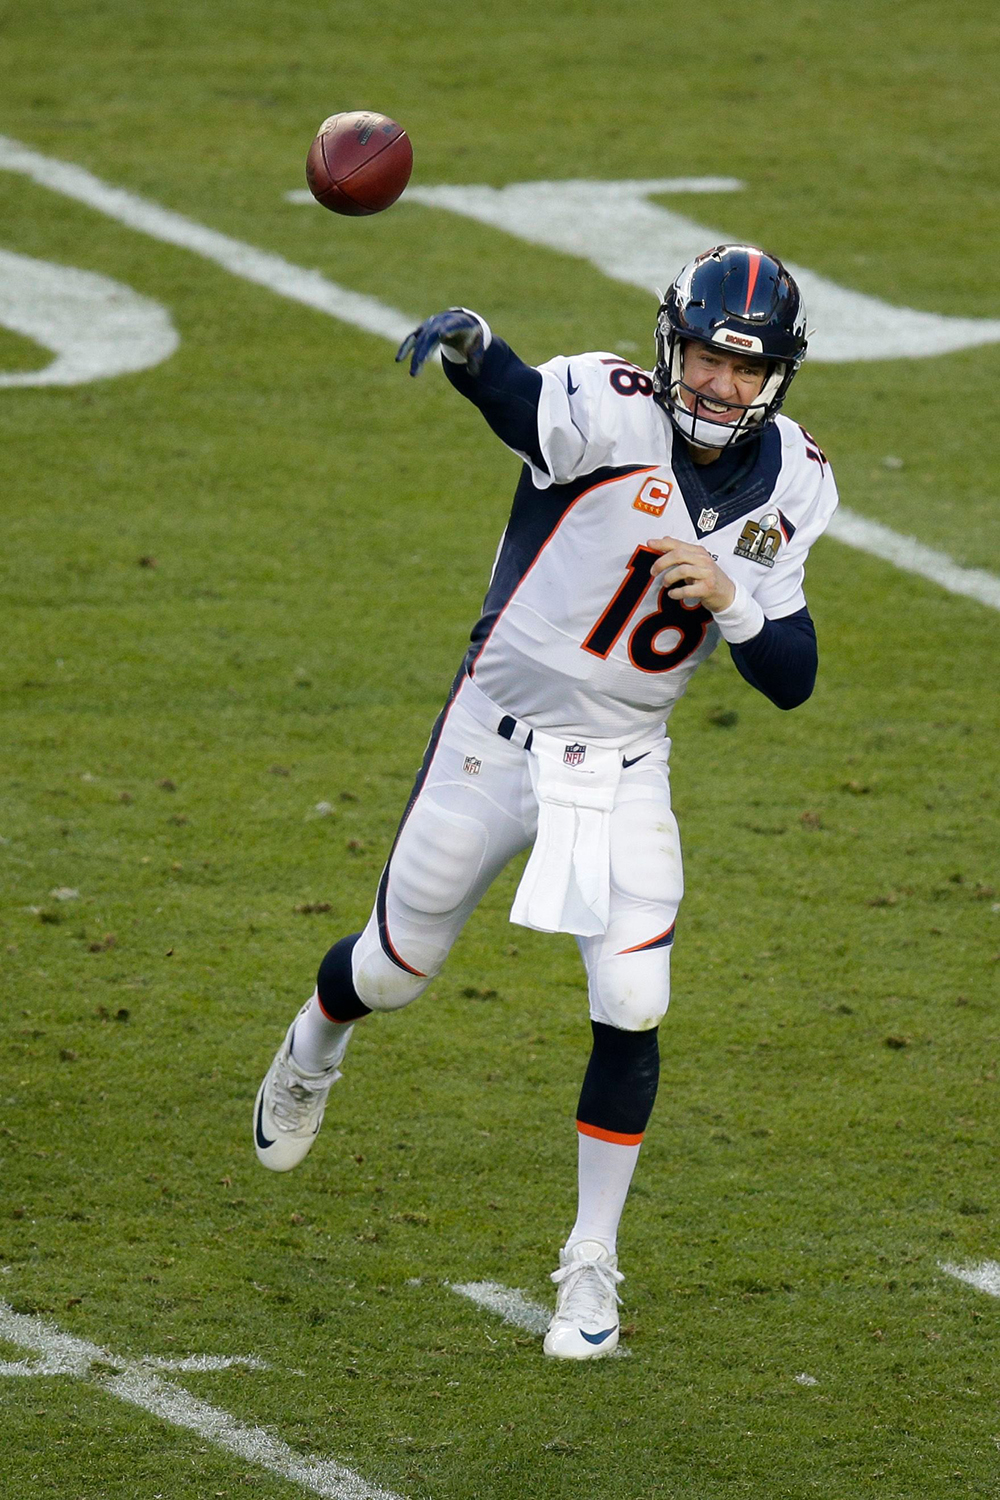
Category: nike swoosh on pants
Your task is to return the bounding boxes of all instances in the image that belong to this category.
[622,751,650,769]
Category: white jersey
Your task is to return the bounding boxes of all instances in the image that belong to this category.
[465,350,838,741]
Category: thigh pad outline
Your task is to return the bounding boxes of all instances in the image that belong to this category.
[388,790,492,917]
[609,758,683,909]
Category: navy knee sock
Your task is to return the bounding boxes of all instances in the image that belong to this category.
[316,934,372,1023]
[576,1021,660,1140]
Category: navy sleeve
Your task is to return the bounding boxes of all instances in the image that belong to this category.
[728,606,817,710]
[442,337,546,473]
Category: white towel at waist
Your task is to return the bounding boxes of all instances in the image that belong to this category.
[509,730,623,937]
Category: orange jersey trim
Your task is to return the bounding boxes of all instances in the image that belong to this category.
[382,931,426,978]
[577,1120,644,1147]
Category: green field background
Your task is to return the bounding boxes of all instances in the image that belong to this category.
[2,3,999,1498]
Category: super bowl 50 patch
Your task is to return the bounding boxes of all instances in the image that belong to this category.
[734,512,783,568]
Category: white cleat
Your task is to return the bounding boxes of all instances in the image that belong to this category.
[543,1239,624,1360]
[253,1006,352,1172]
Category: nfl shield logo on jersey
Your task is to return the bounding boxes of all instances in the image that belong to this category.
[563,742,587,767]
[698,507,719,532]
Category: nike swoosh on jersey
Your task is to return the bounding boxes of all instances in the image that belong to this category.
[622,751,651,769]
[255,1095,275,1151]
[566,367,579,396]
[580,1327,616,1345]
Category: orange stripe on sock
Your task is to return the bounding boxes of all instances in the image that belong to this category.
[577,1120,644,1147]
[315,993,362,1025]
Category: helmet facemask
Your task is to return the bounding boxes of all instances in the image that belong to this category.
[654,317,794,451]
[652,245,808,451]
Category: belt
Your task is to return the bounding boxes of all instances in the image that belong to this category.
[497,714,533,752]
[458,673,536,749]
[457,672,665,763]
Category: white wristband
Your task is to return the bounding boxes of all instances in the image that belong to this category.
[440,309,493,363]
[711,579,765,644]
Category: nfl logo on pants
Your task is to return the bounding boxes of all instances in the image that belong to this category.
[563,743,587,767]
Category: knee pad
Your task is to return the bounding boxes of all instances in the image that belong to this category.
[351,922,433,1013]
[587,945,672,1032]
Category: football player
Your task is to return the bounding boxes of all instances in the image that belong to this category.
[253,244,838,1359]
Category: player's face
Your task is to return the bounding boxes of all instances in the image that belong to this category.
[679,342,769,424]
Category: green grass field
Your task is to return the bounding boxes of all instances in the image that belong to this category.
[2,3,999,1497]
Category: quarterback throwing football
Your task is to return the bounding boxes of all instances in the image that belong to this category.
[254,245,838,1359]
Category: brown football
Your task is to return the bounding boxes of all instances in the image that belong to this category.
[305,110,413,216]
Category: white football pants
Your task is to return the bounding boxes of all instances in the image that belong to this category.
[350,676,683,1031]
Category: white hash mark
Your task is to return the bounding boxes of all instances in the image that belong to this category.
[0,1299,408,1500]
[447,1280,550,1335]
[138,1354,270,1372]
[446,1279,630,1357]
[940,1260,1000,1299]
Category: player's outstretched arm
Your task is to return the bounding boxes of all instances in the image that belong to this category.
[396,309,486,377]
[398,309,548,474]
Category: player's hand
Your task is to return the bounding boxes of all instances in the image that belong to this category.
[395,309,485,378]
[646,535,737,613]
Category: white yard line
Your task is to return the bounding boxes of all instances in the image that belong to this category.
[1,134,998,613]
[0,1300,407,1500]
[0,135,415,344]
[829,509,1000,613]
[104,1369,402,1500]
[940,1260,1000,1298]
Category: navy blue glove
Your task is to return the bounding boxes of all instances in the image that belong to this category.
[395,308,486,377]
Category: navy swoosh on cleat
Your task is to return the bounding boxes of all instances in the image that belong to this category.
[566,367,580,396]
[622,751,650,769]
[255,1095,275,1151]
[580,1327,616,1345]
